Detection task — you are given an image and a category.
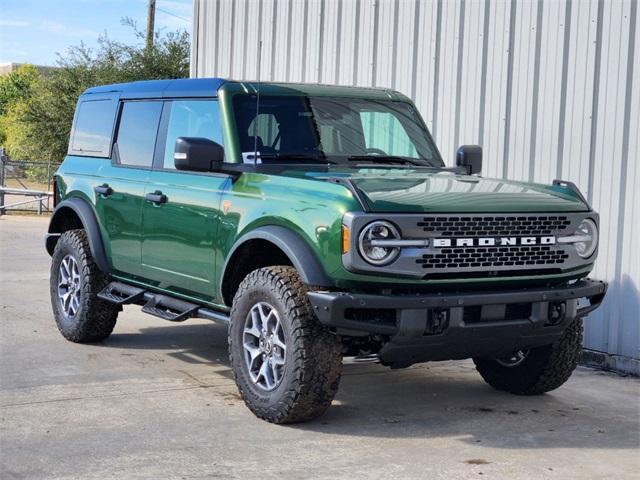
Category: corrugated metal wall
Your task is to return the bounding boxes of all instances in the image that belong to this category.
[192,0,639,367]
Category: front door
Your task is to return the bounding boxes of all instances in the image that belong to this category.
[141,99,229,302]
[95,100,162,278]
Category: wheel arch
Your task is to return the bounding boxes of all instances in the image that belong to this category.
[220,226,334,306]
[45,198,111,273]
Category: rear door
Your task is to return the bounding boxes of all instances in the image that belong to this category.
[95,100,162,277]
[141,98,229,302]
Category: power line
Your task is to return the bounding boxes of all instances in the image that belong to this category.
[156,6,191,23]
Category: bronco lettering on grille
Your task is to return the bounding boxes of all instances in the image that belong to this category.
[432,236,556,247]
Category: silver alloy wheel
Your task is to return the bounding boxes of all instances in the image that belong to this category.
[57,254,81,318]
[242,302,287,391]
[496,349,530,367]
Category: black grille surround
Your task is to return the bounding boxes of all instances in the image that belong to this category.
[341,211,595,280]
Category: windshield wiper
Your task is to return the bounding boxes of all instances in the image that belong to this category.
[258,153,338,164]
[347,155,431,166]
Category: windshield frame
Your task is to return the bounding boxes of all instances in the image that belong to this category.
[228,90,445,169]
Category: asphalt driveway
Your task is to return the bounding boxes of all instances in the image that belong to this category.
[1,215,639,479]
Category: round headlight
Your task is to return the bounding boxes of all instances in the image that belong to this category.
[358,221,401,266]
[574,218,598,258]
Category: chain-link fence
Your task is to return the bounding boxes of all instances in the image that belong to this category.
[0,149,56,215]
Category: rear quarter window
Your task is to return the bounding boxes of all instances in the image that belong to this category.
[115,101,162,168]
[69,98,118,157]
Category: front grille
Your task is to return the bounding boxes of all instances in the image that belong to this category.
[417,245,569,269]
[415,214,573,271]
[417,215,572,236]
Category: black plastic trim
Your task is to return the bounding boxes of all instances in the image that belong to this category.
[309,278,607,366]
[45,198,111,273]
[220,225,335,299]
[326,177,371,212]
[553,179,591,209]
[308,278,607,335]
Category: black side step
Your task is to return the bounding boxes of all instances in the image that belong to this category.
[98,282,145,305]
[197,308,230,325]
[141,294,198,322]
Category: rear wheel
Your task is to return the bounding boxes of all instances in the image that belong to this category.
[473,317,583,395]
[229,266,342,424]
[50,229,119,342]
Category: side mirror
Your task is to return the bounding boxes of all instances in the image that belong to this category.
[174,137,224,172]
[456,145,482,175]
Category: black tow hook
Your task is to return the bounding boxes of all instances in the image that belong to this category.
[425,309,449,335]
[547,301,566,326]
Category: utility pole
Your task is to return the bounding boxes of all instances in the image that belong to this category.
[146,0,156,52]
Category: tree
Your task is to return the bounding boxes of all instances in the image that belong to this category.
[0,64,40,147]
[1,21,190,163]
[0,64,39,116]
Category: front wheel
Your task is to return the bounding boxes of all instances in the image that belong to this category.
[229,266,343,424]
[473,317,583,395]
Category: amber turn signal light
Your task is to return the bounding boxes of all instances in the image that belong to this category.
[341,225,350,253]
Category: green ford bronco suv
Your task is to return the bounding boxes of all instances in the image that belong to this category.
[46,78,607,423]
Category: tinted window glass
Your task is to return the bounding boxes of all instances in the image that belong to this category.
[116,101,162,167]
[360,111,418,158]
[233,95,442,166]
[71,99,117,156]
[248,113,279,152]
[163,100,224,169]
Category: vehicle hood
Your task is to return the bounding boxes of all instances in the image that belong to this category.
[302,169,588,213]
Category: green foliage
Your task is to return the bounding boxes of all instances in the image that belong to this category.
[0,64,39,116]
[0,65,40,147]
[0,21,190,163]
[0,100,41,159]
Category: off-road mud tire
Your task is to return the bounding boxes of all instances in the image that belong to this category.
[229,266,343,423]
[50,229,118,342]
[473,317,583,395]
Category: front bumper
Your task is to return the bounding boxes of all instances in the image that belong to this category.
[308,278,607,367]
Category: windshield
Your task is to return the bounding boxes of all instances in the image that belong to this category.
[233,94,443,167]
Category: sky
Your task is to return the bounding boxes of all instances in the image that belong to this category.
[0,0,193,66]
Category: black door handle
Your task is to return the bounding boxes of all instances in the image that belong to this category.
[94,184,113,196]
[145,191,167,204]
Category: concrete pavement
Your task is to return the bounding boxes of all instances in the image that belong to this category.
[1,215,639,479]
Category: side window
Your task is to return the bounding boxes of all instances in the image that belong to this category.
[360,111,418,158]
[115,101,162,167]
[163,100,224,169]
[70,99,118,157]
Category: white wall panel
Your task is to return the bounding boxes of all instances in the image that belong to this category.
[193,0,639,366]
[481,0,510,179]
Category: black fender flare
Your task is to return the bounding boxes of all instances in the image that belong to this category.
[220,225,334,296]
[45,198,111,273]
